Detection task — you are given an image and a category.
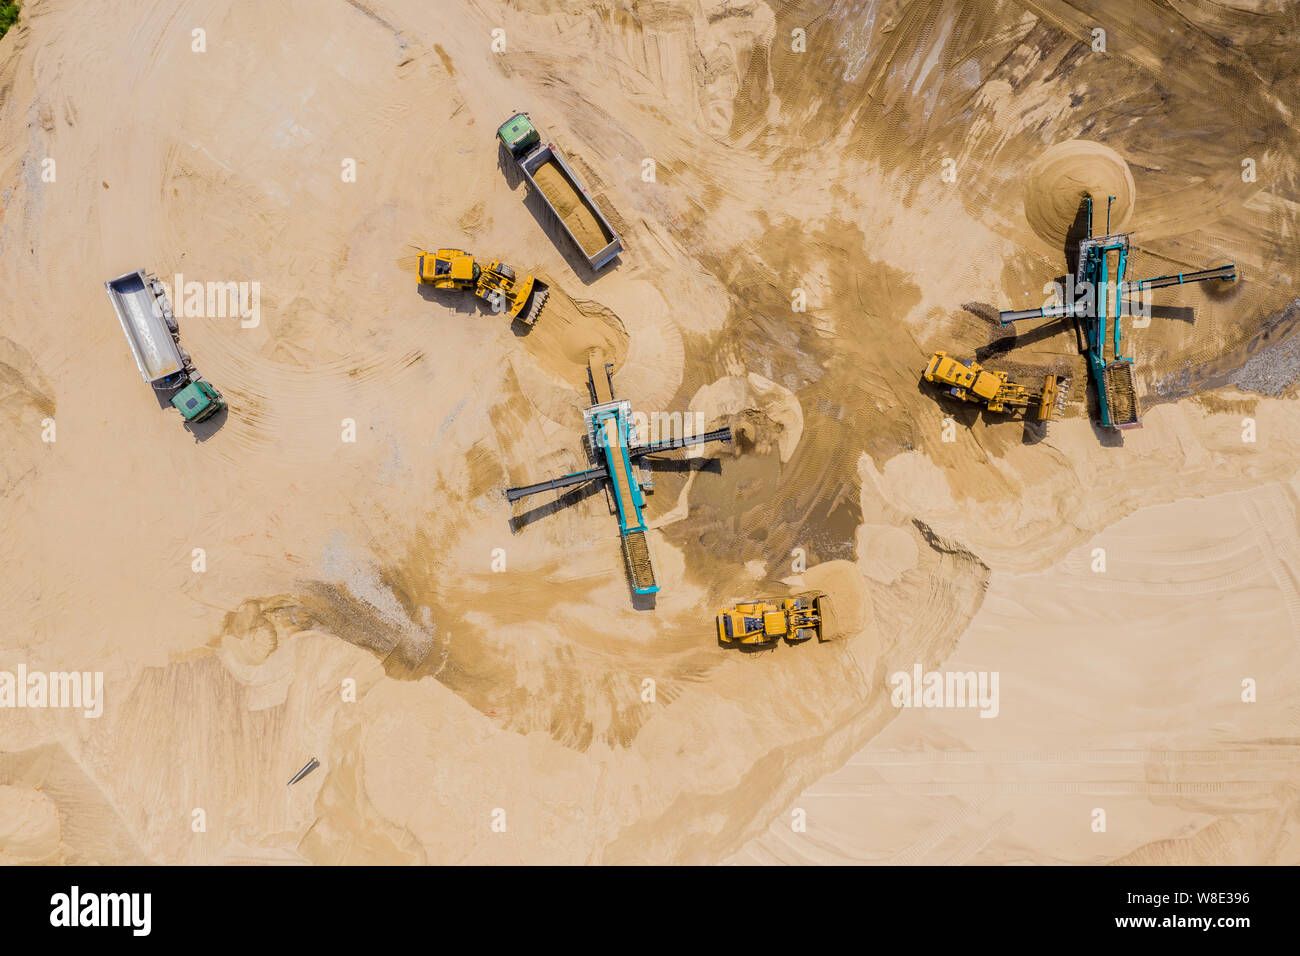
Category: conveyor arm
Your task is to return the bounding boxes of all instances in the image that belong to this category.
[999,263,1235,325]
[505,427,732,503]
[505,465,609,503]
[628,427,733,458]
[1132,264,1236,291]
[998,302,1079,325]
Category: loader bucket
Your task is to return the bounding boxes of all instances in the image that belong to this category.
[811,594,830,642]
[510,276,549,326]
[1036,375,1059,421]
[789,591,828,643]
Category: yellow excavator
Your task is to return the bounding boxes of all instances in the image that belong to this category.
[923,351,1059,420]
[417,248,549,325]
[716,592,827,649]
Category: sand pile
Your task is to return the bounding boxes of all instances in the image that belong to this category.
[1022,140,1136,249]
[856,524,919,586]
[784,559,873,639]
[521,281,629,388]
[689,373,803,462]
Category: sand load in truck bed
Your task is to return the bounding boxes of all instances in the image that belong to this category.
[621,530,657,593]
[1103,362,1140,427]
[529,158,614,257]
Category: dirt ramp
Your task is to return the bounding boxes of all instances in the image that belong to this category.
[1023,140,1135,247]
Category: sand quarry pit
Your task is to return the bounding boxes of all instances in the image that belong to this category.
[1,0,1298,867]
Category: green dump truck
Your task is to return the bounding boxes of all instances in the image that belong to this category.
[497,112,623,270]
[104,268,226,424]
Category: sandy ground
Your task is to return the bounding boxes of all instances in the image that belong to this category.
[0,0,1297,864]
[732,471,1300,864]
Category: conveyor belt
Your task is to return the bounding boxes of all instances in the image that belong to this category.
[999,303,1074,324]
[601,416,641,529]
[1000,264,1237,325]
[588,354,614,404]
[505,464,608,503]
[1102,361,1140,428]
[1134,264,1236,291]
[628,427,732,458]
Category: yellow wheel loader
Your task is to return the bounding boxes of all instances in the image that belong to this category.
[923,351,1059,420]
[716,592,828,649]
[417,248,549,326]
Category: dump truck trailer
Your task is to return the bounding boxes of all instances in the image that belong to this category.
[497,112,622,270]
[105,268,226,424]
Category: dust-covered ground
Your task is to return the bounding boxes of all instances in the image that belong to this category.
[1,0,1298,864]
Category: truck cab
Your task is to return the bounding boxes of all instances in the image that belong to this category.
[497,112,541,158]
[170,380,226,423]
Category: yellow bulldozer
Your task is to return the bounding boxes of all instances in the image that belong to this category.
[923,351,1059,420]
[716,592,827,649]
[417,248,549,325]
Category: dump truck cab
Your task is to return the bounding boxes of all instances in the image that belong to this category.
[170,379,226,423]
[497,112,541,158]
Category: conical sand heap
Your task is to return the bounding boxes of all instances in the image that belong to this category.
[1022,140,1136,247]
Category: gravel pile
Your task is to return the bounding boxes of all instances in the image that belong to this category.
[1229,299,1300,396]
